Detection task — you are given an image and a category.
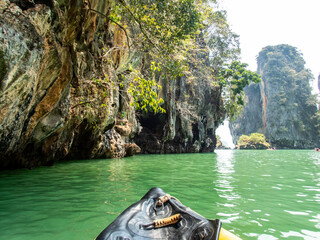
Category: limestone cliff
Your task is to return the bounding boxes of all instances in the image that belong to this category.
[231,44,319,148]
[0,0,223,169]
[135,70,222,154]
[230,83,264,138]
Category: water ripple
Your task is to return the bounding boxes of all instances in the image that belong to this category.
[0,150,320,240]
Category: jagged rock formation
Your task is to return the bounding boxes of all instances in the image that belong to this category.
[230,44,319,148]
[230,83,264,137]
[135,73,222,154]
[0,0,223,169]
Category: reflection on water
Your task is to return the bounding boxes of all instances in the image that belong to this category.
[0,150,320,240]
[308,151,320,166]
[215,150,241,223]
[216,150,236,175]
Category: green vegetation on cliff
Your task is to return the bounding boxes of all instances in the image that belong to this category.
[237,133,271,149]
[97,0,260,117]
[108,0,205,113]
[231,44,319,149]
[258,44,319,147]
[218,61,261,119]
[88,0,261,154]
[0,0,261,169]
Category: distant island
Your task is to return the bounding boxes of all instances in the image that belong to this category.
[231,44,319,149]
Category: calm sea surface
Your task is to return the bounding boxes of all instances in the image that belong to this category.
[0,150,319,239]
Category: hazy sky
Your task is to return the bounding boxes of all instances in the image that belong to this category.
[219,0,320,91]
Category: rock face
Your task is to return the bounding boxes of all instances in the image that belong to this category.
[0,0,223,169]
[135,74,222,154]
[230,83,264,138]
[231,44,319,148]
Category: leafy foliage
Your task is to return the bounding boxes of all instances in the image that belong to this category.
[206,10,240,70]
[126,64,165,113]
[218,61,261,120]
[95,0,258,117]
[106,0,209,112]
[237,133,270,149]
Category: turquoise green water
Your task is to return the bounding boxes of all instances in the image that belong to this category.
[0,150,319,239]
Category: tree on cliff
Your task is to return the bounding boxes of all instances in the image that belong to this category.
[218,61,261,120]
[101,0,206,113]
[94,0,259,117]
